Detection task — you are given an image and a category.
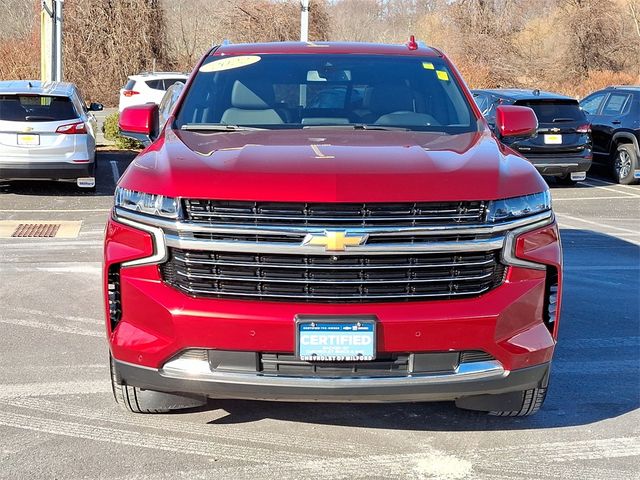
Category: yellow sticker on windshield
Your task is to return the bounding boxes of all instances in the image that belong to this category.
[422,62,435,70]
[436,70,450,81]
[199,55,261,73]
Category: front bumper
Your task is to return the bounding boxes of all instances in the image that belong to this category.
[0,161,94,181]
[113,356,550,403]
[105,210,562,404]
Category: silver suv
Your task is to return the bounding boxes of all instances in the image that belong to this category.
[0,80,102,189]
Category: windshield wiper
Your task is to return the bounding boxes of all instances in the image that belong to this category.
[302,124,409,131]
[181,124,266,131]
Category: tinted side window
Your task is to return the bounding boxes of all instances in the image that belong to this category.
[124,79,136,90]
[580,93,607,115]
[145,80,164,91]
[601,93,631,116]
[162,78,185,90]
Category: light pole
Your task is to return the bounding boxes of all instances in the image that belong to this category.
[300,0,309,42]
[41,0,63,82]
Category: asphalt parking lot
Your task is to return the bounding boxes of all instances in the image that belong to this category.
[0,154,638,480]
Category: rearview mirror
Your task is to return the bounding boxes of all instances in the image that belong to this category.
[495,105,538,139]
[119,103,159,146]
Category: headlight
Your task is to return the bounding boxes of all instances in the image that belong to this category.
[486,191,551,222]
[114,188,180,219]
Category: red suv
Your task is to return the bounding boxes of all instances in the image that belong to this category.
[106,41,562,416]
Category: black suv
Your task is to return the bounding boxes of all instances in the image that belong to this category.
[473,89,592,185]
[580,86,640,184]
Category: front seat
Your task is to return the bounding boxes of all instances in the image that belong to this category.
[220,81,283,125]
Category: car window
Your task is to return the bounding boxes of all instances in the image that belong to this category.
[514,100,586,124]
[124,79,136,90]
[159,82,184,128]
[0,94,78,122]
[176,54,477,133]
[162,78,186,90]
[472,93,491,116]
[579,92,607,115]
[145,80,164,91]
[601,93,631,116]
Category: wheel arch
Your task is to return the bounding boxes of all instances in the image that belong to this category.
[611,132,639,157]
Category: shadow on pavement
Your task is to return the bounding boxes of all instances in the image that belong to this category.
[195,229,639,430]
[0,150,137,198]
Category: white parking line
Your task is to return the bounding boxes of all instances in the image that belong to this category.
[110,160,120,184]
[0,317,102,337]
[581,181,640,198]
[7,397,359,456]
[585,178,640,191]
[0,380,110,399]
[556,213,640,235]
[0,410,291,463]
[553,195,640,201]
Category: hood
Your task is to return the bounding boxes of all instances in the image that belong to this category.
[119,128,547,202]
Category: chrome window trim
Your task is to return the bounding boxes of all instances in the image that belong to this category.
[501,215,555,270]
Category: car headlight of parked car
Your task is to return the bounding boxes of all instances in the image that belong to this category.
[486,191,551,222]
[114,187,180,219]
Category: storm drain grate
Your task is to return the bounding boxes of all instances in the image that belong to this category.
[12,223,61,238]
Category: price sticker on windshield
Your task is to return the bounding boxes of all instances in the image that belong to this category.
[199,55,261,73]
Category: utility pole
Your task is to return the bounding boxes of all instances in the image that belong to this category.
[300,0,309,42]
[41,0,64,82]
[54,0,63,81]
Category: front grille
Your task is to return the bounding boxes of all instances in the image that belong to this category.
[161,248,505,302]
[183,200,486,227]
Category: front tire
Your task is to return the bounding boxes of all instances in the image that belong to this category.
[489,387,547,417]
[109,356,207,413]
[613,144,638,185]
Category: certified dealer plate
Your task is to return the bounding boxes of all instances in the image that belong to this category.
[296,317,376,361]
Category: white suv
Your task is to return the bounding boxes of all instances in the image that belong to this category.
[118,72,188,112]
[0,80,101,189]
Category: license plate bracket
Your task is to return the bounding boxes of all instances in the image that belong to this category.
[544,134,562,145]
[295,315,376,362]
[17,133,40,146]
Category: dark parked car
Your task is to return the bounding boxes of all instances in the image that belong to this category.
[473,89,592,185]
[580,86,640,184]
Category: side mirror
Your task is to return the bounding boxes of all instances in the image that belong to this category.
[495,105,538,139]
[88,102,103,111]
[119,103,159,146]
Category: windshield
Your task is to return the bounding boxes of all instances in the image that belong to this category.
[0,95,78,122]
[174,54,477,133]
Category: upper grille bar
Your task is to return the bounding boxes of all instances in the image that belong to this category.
[183,200,486,227]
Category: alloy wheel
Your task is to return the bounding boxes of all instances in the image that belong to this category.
[615,149,632,180]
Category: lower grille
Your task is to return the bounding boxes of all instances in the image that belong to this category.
[260,351,495,377]
[107,266,122,329]
[161,248,505,302]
